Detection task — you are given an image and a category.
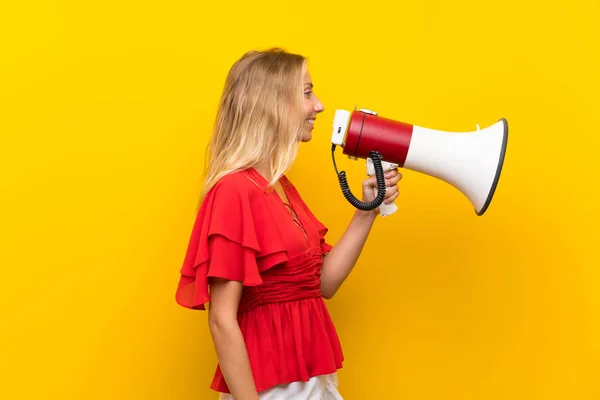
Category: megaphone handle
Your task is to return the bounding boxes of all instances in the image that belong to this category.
[367,158,399,217]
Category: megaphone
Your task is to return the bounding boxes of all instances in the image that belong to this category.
[330,108,508,216]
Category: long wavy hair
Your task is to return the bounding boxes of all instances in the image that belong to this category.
[198,48,307,205]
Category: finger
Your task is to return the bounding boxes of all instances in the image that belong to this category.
[385,171,401,184]
[384,191,399,204]
[366,171,401,189]
[385,168,401,177]
[364,174,390,189]
[387,173,402,185]
[384,185,399,199]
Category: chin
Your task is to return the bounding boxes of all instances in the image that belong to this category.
[301,133,312,142]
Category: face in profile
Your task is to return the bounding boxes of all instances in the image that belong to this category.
[301,69,325,142]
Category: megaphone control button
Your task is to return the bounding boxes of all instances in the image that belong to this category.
[359,108,378,116]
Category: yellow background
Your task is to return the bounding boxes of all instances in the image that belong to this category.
[1,0,599,399]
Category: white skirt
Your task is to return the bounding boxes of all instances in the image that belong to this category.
[218,373,343,400]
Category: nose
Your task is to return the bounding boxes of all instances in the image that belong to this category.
[314,96,325,113]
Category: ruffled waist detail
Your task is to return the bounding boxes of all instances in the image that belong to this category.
[210,296,344,394]
[237,251,323,313]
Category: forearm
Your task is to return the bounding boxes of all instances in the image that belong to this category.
[209,318,259,400]
[320,209,377,298]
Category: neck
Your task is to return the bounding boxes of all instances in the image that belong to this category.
[253,162,270,181]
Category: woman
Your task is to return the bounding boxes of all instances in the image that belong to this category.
[175,48,401,399]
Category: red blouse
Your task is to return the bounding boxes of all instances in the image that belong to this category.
[175,168,344,393]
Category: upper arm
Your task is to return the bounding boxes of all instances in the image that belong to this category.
[208,278,243,324]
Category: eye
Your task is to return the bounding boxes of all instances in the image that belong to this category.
[304,91,313,97]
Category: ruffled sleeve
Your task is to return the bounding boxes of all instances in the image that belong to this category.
[306,209,333,255]
[175,174,288,310]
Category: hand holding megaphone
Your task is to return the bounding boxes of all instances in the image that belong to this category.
[366,157,399,217]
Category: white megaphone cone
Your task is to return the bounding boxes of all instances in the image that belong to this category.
[330,108,508,216]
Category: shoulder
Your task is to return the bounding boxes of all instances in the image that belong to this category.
[197,169,269,219]
[207,169,265,199]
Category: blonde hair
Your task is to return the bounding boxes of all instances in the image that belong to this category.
[199,48,307,203]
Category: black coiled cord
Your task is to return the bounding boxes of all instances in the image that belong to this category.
[331,144,386,211]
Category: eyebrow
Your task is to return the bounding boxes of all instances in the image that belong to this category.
[304,83,313,89]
